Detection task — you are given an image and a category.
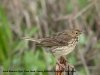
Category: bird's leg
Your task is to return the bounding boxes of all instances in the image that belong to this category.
[56,56,67,70]
[57,56,74,70]
[56,60,65,69]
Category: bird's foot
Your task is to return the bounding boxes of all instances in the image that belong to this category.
[56,56,74,71]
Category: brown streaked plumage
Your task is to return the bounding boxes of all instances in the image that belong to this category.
[23,29,81,58]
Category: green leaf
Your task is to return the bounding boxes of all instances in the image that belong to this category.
[0,6,12,64]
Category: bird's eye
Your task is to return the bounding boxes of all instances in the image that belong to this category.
[76,32,78,34]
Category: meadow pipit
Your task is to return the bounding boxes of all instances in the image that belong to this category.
[23,29,81,59]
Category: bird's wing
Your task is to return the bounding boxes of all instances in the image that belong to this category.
[23,30,72,47]
[38,37,58,47]
[39,31,72,47]
[54,32,72,46]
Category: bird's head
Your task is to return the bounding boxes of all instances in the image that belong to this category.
[69,29,82,38]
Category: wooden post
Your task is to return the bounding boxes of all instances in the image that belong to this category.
[55,56,75,75]
[55,56,66,75]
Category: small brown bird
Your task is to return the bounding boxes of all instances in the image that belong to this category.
[23,29,81,58]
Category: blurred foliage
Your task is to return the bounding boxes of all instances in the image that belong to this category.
[0,6,12,64]
[0,0,100,75]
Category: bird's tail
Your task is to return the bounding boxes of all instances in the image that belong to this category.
[22,37,41,43]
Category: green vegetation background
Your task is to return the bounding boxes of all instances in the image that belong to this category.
[0,0,100,75]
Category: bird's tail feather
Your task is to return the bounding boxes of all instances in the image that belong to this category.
[22,37,41,43]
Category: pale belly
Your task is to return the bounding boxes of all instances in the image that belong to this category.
[52,40,77,58]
